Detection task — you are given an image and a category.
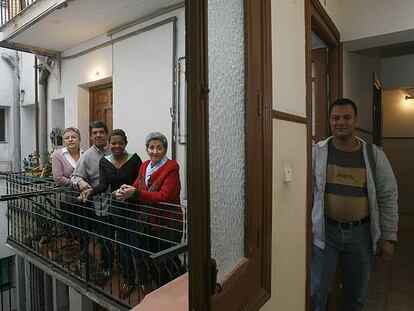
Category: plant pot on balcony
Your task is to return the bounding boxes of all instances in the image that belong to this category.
[61,243,79,265]
[39,241,54,257]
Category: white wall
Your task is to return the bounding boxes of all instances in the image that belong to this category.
[0,48,14,169]
[0,49,13,106]
[272,0,306,117]
[382,89,414,214]
[20,106,36,162]
[19,53,36,164]
[322,0,414,42]
[262,120,307,311]
[0,49,36,170]
[113,23,174,160]
[61,45,113,144]
[382,54,414,89]
[382,89,414,137]
[51,98,65,130]
[342,47,381,132]
[47,7,187,197]
[19,53,35,107]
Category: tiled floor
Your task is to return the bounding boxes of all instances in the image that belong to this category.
[366,213,414,311]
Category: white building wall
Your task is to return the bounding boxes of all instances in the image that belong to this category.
[47,7,187,198]
[272,0,306,117]
[19,53,37,165]
[19,53,36,107]
[321,0,414,42]
[382,89,414,215]
[0,49,36,170]
[382,54,414,89]
[342,47,381,133]
[0,48,14,170]
[113,22,174,162]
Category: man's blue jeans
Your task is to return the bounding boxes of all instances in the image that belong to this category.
[311,221,372,311]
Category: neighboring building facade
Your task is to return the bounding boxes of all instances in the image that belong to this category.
[0,48,36,171]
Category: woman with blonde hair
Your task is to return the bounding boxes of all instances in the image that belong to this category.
[51,127,83,238]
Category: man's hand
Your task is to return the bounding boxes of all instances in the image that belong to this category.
[80,188,93,202]
[378,240,395,264]
[78,180,91,192]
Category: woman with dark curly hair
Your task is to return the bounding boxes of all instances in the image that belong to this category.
[81,129,142,295]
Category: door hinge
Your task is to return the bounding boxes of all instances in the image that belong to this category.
[257,89,261,117]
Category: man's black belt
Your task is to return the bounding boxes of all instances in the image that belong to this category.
[326,215,370,229]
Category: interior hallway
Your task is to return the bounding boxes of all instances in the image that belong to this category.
[366,213,414,310]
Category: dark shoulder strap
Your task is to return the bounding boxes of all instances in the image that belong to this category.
[366,143,376,186]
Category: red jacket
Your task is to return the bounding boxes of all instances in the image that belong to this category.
[132,159,182,227]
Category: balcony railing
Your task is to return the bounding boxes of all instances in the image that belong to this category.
[1,172,188,310]
[1,0,37,27]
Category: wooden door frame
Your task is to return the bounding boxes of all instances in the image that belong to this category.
[187,0,272,310]
[186,0,211,309]
[312,47,329,142]
[305,0,342,309]
[373,72,382,146]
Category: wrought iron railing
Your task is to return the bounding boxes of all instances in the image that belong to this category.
[0,0,37,27]
[0,172,188,310]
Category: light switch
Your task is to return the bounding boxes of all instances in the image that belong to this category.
[283,164,292,183]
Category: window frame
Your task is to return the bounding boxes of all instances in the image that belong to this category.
[0,107,7,143]
[187,0,273,309]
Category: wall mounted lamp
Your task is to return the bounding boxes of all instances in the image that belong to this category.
[405,96,414,100]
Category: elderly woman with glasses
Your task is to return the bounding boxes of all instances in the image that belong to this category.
[116,132,184,296]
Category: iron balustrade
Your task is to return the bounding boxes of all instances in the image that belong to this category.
[0,171,188,310]
[0,0,37,27]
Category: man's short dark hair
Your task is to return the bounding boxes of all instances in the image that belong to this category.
[329,98,358,116]
[89,121,108,135]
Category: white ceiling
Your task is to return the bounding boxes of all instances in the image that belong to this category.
[6,0,183,52]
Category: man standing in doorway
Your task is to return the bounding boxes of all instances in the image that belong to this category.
[71,121,113,277]
[311,98,398,311]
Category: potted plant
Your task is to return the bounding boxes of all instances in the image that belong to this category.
[50,128,63,146]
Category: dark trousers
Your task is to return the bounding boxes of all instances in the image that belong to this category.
[79,201,114,269]
[96,214,115,269]
[114,202,136,284]
[60,190,83,237]
[311,222,372,311]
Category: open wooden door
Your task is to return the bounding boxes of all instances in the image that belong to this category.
[187,0,272,310]
[311,47,329,142]
[373,73,382,146]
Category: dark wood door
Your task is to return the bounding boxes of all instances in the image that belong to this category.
[90,85,113,134]
[311,47,329,142]
[373,74,382,146]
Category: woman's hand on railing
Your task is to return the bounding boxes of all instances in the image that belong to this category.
[115,185,135,201]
